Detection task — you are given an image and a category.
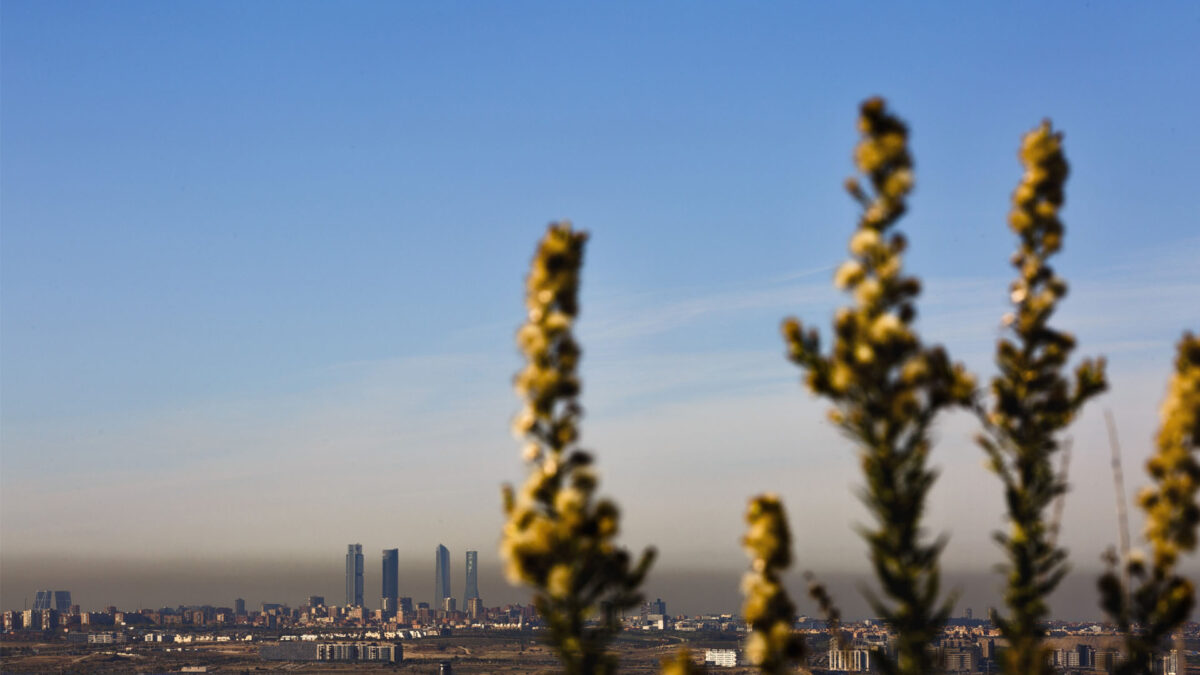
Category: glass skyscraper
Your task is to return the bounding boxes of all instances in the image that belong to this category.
[382,548,399,617]
[32,591,52,611]
[434,544,450,607]
[346,543,364,607]
[464,550,479,605]
[31,591,71,612]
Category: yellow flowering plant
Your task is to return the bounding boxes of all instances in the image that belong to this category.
[977,121,1107,675]
[659,648,708,675]
[502,222,656,675]
[741,494,806,674]
[783,97,974,675]
[1099,333,1200,675]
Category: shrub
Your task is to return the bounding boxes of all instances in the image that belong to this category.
[1099,333,1200,675]
[501,222,655,675]
[782,97,974,675]
[976,120,1107,675]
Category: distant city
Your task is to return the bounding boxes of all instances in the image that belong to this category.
[3,542,505,634]
[2,544,1196,672]
[339,542,483,621]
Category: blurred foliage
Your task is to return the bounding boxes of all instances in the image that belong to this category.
[502,222,655,675]
[1099,333,1200,675]
[498,100,1198,675]
[977,121,1107,675]
[659,648,708,675]
[783,97,974,675]
[806,571,845,650]
[741,494,806,674]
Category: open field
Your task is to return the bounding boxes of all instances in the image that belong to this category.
[1,632,754,674]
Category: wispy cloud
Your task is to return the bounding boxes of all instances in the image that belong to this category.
[583,279,837,343]
[2,238,1195,592]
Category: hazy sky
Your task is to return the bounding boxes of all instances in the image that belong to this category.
[2,2,1199,617]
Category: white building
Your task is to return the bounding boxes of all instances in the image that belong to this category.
[704,648,738,667]
[829,647,873,671]
[1152,650,1180,675]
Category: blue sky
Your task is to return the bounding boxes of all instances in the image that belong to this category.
[2,2,1199,614]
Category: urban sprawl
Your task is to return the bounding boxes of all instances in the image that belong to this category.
[3,544,1197,673]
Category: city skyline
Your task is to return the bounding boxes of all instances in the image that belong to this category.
[4,590,1187,673]
[3,1,1200,629]
[0,548,1143,622]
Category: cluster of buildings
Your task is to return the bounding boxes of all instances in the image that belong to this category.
[3,598,537,635]
[820,640,1183,674]
[1,542,497,636]
[685,613,1191,674]
[811,620,1190,674]
[4,581,1193,673]
[342,543,484,621]
[3,589,78,632]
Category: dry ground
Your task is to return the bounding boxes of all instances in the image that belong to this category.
[1,633,752,674]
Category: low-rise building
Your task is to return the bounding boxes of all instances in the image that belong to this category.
[829,647,873,672]
[704,648,738,667]
[87,631,127,644]
[260,641,402,663]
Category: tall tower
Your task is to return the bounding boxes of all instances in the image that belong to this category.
[346,543,364,607]
[464,550,479,605]
[32,591,52,611]
[434,544,450,608]
[382,548,399,618]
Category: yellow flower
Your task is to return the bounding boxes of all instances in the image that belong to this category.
[830,363,852,393]
[554,487,585,521]
[502,222,654,673]
[511,407,536,438]
[876,254,901,281]
[900,356,927,384]
[784,98,974,675]
[544,310,570,333]
[854,278,883,307]
[849,228,880,256]
[834,260,865,289]
[870,313,904,342]
[883,168,914,198]
[547,564,573,599]
[741,494,804,672]
[855,342,875,364]
[745,632,768,667]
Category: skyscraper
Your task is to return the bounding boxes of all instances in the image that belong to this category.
[382,548,399,618]
[464,550,479,605]
[53,591,72,613]
[31,590,72,613]
[32,591,52,611]
[434,544,450,607]
[346,543,364,607]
